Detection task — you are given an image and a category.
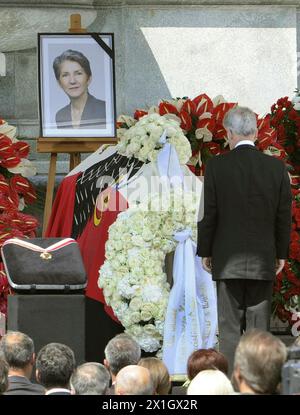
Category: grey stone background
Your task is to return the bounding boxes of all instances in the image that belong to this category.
[0,0,300,233]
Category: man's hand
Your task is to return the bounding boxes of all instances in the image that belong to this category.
[276,259,285,275]
[202,257,212,274]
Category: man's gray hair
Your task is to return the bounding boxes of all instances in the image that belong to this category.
[70,362,110,395]
[223,106,257,137]
[234,329,287,394]
[104,333,141,376]
[0,331,34,369]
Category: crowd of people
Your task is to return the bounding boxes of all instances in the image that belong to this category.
[0,328,294,395]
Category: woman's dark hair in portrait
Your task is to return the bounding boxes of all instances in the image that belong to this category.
[53,49,92,80]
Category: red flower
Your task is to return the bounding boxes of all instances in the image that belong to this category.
[0,135,13,159]
[23,182,37,204]
[271,108,285,127]
[193,94,214,116]
[181,99,197,115]
[0,175,9,195]
[293,209,300,227]
[290,241,300,259]
[283,286,300,301]
[276,124,286,145]
[196,117,215,132]
[0,194,17,212]
[179,110,192,131]
[10,175,30,195]
[288,108,299,122]
[212,103,236,124]
[0,228,23,246]
[134,110,148,120]
[277,96,291,108]
[11,212,39,234]
[12,141,30,158]
[7,186,19,209]
[213,123,227,141]
[158,102,178,116]
[1,155,21,168]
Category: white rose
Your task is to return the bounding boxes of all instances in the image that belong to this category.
[129,297,143,311]
[126,324,143,337]
[130,311,141,324]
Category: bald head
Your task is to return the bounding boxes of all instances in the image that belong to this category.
[115,365,154,395]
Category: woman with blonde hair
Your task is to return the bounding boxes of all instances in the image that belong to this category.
[187,369,234,395]
[138,357,171,395]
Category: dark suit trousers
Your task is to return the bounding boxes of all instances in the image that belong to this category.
[216,279,273,375]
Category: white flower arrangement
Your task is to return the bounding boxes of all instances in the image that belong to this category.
[116,113,192,164]
[98,189,199,353]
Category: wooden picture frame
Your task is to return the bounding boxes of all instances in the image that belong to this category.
[38,32,117,141]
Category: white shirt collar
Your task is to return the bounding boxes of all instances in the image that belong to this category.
[45,387,71,395]
[235,140,255,148]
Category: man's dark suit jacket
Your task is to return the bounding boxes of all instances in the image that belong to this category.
[197,144,292,281]
[55,93,106,129]
[4,375,45,395]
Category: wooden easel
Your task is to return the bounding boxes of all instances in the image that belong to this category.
[37,14,116,235]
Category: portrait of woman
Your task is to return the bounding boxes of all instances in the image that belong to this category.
[53,49,106,130]
[38,33,116,138]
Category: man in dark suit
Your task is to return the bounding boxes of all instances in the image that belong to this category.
[36,342,75,395]
[0,331,45,395]
[197,106,292,373]
[104,333,141,395]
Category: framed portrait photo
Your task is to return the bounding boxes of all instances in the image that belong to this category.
[38,33,116,139]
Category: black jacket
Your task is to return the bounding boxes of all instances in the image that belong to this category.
[55,93,106,129]
[197,145,292,281]
[5,375,45,395]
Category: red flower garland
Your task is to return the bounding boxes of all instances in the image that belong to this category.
[0,122,38,316]
[269,96,300,326]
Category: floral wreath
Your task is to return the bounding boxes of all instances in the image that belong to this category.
[116,113,192,164]
[98,189,199,353]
